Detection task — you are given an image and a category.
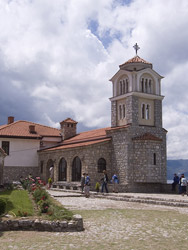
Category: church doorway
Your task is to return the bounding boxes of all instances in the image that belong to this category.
[58,158,67,181]
[72,156,82,181]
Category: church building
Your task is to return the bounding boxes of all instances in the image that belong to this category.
[38,46,167,192]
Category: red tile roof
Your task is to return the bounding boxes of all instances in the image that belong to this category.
[119,55,152,68]
[132,133,162,141]
[44,138,111,151]
[40,127,112,151]
[64,127,109,143]
[60,118,77,124]
[0,121,61,139]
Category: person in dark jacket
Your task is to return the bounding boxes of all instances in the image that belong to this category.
[172,173,179,191]
[101,170,109,193]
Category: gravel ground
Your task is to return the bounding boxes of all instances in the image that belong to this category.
[48,190,188,214]
[1,190,188,250]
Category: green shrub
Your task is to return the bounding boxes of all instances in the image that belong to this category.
[48,205,73,221]
[33,188,49,203]
[0,198,6,215]
[37,200,50,213]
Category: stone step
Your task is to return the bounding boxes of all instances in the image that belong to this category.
[49,188,188,208]
[94,194,188,207]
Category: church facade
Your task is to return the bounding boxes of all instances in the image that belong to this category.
[38,53,167,192]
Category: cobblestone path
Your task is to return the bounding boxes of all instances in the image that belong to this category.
[1,190,188,250]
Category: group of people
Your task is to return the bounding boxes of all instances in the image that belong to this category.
[172,173,188,195]
[80,170,119,198]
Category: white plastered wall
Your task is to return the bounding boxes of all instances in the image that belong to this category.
[0,138,40,167]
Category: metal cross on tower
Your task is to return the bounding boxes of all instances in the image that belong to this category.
[133,43,140,55]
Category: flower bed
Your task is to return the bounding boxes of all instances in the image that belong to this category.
[21,176,73,221]
[0,176,84,232]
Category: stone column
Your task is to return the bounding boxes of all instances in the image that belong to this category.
[67,159,72,182]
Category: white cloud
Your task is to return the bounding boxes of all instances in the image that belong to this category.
[0,0,188,159]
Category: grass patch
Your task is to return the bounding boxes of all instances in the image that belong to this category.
[40,194,73,221]
[0,190,33,217]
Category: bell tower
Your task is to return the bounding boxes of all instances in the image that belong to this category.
[109,44,164,128]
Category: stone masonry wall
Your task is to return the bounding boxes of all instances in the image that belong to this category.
[128,126,167,192]
[111,100,117,127]
[125,95,139,126]
[39,141,112,190]
[154,99,162,127]
[132,140,164,182]
[106,127,131,185]
[3,166,39,183]
[0,214,83,232]
[107,124,166,192]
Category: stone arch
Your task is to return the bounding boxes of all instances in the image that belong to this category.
[72,156,82,182]
[58,158,67,181]
[97,158,106,173]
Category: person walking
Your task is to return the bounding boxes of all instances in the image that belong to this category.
[80,173,86,193]
[101,170,109,193]
[180,173,187,196]
[84,173,90,198]
[112,174,119,193]
[172,173,179,192]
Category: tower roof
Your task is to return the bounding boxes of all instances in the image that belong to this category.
[119,55,152,69]
[60,118,78,124]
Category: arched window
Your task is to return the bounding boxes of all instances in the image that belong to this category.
[58,158,67,181]
[141,78,144,92]
[140,75,154,94]
[123,80,125,94]
[119,105,122,119]
[120,81,123,95]
[141,103,150,120]
[119,77,129,95]
[153,153,156,165]
[126,79,129,93]
[98,158,106,173]
[142,104,145,119]
[148,80,152,93]
[72,156,82,181]
[146,104,150,120]
[123,104,126,118]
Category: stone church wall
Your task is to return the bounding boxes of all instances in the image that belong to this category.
[38,141,112,190]
[128,126,166,192]
[106,127,131,185]
[106,124,166,192]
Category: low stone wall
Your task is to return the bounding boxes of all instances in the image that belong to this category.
[0,214,84,232]
[3,166,39,183]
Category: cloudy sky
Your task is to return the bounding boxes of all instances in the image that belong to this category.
[0,0,188,159]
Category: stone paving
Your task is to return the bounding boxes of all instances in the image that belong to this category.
[48,189,188,213]
[1,190,188,250]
